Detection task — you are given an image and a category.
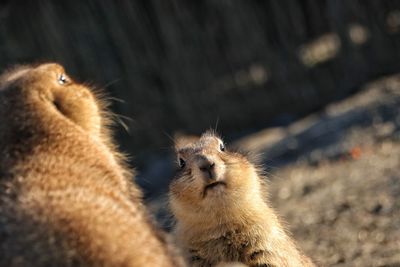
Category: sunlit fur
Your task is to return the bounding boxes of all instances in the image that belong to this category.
[0,63,183,267]
[169,131,315,267]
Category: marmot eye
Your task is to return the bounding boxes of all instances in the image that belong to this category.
[58,74,68,85]
[179,158,186,169]
[220,142,225,152]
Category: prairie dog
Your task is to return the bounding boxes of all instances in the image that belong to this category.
[169,131,315,267]
[0,63,183,267]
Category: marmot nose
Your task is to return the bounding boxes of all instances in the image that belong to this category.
[198,158,215,180]
[199,161,215,172]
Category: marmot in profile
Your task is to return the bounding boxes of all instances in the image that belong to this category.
[0,63,183,267]
[169,131,315,267]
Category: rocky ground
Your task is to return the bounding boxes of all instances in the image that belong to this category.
[270,140,400,267]
[147,74,400,267]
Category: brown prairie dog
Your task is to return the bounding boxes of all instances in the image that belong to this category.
[169,131,315,267]
[0,63,183,267]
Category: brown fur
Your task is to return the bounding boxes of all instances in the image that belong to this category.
[169,131,315,267]
[0,63,184,267]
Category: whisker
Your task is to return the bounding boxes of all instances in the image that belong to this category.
[214,117,220,132]
[115,116,130,133]
[108,96,126,104]
[108,111,134,133]
[163,131,176,145]
[114,114,134,122]
[103,78,121,89]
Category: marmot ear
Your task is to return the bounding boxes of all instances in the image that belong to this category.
[173,132,200,151]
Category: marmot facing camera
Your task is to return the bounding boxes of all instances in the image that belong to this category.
[169,131,315,267]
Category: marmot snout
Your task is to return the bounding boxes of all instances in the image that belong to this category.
[0,63,101,138]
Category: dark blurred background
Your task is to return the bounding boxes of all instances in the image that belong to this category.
[1,0,400,194]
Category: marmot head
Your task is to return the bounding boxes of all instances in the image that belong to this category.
[0,63,107,139]
[169,131,263,219]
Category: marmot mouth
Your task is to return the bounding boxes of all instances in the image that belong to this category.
[204,181,227,194]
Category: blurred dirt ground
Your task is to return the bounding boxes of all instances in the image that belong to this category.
[269,140,400,267]
[148,74,400,267]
